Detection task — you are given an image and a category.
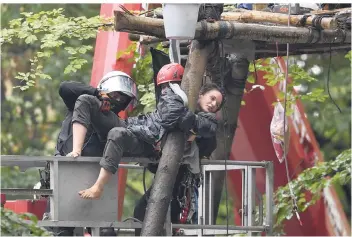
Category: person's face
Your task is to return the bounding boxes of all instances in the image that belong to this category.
[198,89,223,113]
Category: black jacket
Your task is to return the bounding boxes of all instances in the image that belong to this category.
[127,87,218,145]
[127,87,188,145]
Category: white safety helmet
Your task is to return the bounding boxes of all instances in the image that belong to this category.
[97,71,138,110]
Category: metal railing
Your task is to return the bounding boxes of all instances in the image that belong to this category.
[1,155,273,236]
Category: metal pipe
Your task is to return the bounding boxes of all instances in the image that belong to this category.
[36,220,266,231]
[0,188,53,196]
[1,155,268,167]
[265,161,274,234]
[172,224,266,231]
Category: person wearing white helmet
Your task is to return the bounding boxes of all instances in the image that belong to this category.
[65,71,138,157]
[42,70,137,236]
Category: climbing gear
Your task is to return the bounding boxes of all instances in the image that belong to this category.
[168,82,188,107]
[156,63,184,85]
[177,169,202,225]
[97,71,138,109]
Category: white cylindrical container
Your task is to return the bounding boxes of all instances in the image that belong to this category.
[162,3,200,40]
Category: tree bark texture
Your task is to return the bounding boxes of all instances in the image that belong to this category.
[128,33,164,44]
[140,41,214,236]
[221,10,337,29]
[140,132,185,236]
[114,11,351,44]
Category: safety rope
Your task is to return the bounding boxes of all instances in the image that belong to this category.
[218,39,230,236]
[282,4,302,226]
[326,43,343,113]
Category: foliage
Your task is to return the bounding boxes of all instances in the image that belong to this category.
[272,149,351,234]
[246,57,328,116]
[1,207,52,236]
[1,4,350,234]
[1,7,113,90]
[246,50,351,222]
[1,5,100,156]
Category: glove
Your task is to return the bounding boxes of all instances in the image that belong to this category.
[178,109,196,132]
[194,112,218,138]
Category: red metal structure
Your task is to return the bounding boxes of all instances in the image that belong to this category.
[2,3,350,236]
[228,57,350,236]
[89,3,143,221]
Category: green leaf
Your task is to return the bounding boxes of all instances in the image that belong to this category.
[247,74,255,84]
[65,47,77,55]
[25,35,38,44]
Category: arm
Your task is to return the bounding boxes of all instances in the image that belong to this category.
[177,110,218,139]
[157,87,190,130]
[193,112,218,138]
[59,81,98,111]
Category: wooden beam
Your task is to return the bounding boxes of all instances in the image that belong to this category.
[221,9,338,29]
[128,33,164,44]
[114,11,351,44]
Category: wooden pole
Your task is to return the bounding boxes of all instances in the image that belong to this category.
[140,40,215,235]
[128,33,164,44]
[221,9,337,29]
[209,52,253,223]
[114,11,351,44]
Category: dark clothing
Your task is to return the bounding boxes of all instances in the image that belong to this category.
[71,85,217,174]
[59,81,99,111]
[64,80,219,234]
[50,81,119,236]
[98,87,193,174]
[55,81,126,156]
[72,94,127,143]
[99,127,156,174]
[126,87,188,145]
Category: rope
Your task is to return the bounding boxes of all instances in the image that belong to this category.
[282,4,302,226]
[219,39,229,236]
[298,14,311,27]
[326,43,343,113]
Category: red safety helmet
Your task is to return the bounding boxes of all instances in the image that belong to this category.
[156,63,184,85]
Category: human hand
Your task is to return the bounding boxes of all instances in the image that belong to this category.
[66,150,81,158]
[97,92,111,113]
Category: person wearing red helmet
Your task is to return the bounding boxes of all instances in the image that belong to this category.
[73,63,224,200]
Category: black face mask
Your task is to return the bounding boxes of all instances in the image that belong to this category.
[110,99,132,114]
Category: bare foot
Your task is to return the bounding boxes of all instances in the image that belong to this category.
[78,185,103,200]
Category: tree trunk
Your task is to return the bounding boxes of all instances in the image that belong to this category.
[114,11,351,44]
[221,9,337,29]
[140,40,214,236]
[209,50,253,223]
